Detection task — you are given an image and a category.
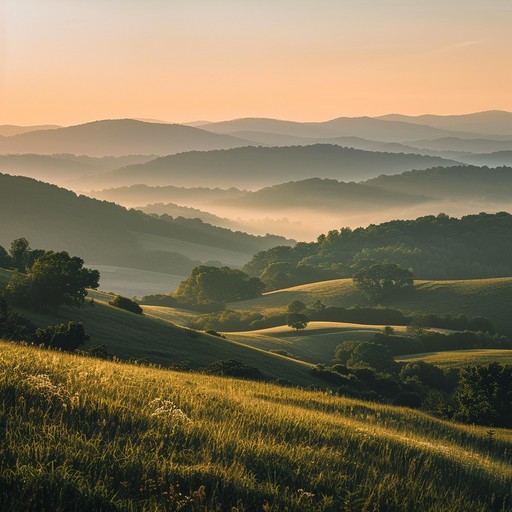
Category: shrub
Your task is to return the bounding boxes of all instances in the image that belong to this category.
[204,359,263,380]
[109,295,143,315]
[35,321,89,351]
[393,392,423,408]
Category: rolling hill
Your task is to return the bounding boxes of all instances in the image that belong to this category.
[2,341,510,510]
[365,165,512,201]
[397,349,512,368]
[226,277,512,335]
[200,116,481,141]
[212,177,428,212]
[379,110,512,137]
[0,124,60,136]
[0,119,252,157]
[74,144,460,189]
[0,174,292,278]
[0,153,156,185]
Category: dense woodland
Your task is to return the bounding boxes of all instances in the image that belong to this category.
[244,212,512,288]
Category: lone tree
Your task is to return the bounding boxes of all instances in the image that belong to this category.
[7,251,99,312]
[353,263,413,302]
[286,313,308,331]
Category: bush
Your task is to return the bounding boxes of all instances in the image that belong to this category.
[109,295,143,315]
[0,296,35,341]
[35,321,89,351]
[205,329,225,338]
[204,359,263,380]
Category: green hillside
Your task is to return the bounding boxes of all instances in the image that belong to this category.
[1,341,510,510]
[227,277,512,335]
[397,349,512,368]
[6,289,320,387]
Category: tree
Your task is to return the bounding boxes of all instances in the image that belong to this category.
[35,321,89,351]
[0,245,12,269]
[0,296,34,341]
[353,263,413,301]
[454,363,512,427]
[9,238,31,272]
[175,265,264,304]
[287,300,306,314]
[286,313,308,331]
[7,251,99,312]
[346,342,397,373]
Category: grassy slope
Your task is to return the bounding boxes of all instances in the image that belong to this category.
[227,277,512,335]
[226,322,408,364]
[397,349,512,368]
[0,271,318,386]
[1,341,511,511]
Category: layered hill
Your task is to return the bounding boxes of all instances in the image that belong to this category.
[365,165,512,201]
[200,116,481,141]
[74,144,460,189]
[0,153,155,185]
[378,111,512,137]
[0,119,252,157]
[0,174,292,274]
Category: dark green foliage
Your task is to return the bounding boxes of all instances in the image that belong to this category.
[0,245,12,269]
[244,213,512,287]
[204,359,263,379]
[393,392,423,408]
[108,295,143,315]
[454,363,512,427]
[0,296,34,341]
[353,263,413,301]
[371,330,510,357]
[287,300,306,313]
[35,321,89,351]
[286,313,308,331]
[6,251,99,312]
[139,293,178,307]
[9,238,30,272]
[175,265,264,304]
[400,361,448,391]
[346,342,397,373]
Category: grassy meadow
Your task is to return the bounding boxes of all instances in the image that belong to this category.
[397,349,512,368]
[1,341,511,511]
[227,277,512,335]
[226,322,408,365]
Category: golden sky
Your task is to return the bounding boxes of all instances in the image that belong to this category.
[1,0,511,125]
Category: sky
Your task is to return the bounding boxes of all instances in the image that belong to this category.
[1,0,511,125]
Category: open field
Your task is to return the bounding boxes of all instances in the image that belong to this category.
[227,322,408,364]
[228,277,512,334]
[397,349,512,368]
[1,341,511,511]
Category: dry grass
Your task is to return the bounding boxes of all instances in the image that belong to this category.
[397,349,512,368]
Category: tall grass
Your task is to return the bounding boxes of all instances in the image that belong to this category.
[1,341,511,511]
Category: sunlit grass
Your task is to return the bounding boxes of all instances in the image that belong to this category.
[0,341,511,511]
[397,349,512,368]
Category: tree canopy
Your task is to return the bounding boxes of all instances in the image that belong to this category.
[7,251,99,311]
[353,263,413,301]
[174,265,264,304]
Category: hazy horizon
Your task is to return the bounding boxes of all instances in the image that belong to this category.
[2,1,511,125]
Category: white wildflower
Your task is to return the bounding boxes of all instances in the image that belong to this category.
[25,374,79,408]
[148,398,191,423]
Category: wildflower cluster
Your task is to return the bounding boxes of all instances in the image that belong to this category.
[148,398,191,423]
[25,373,79,409]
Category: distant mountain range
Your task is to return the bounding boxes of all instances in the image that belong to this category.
[0,119,252,157]
[0,125,60,137]
[73,144,460,189]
